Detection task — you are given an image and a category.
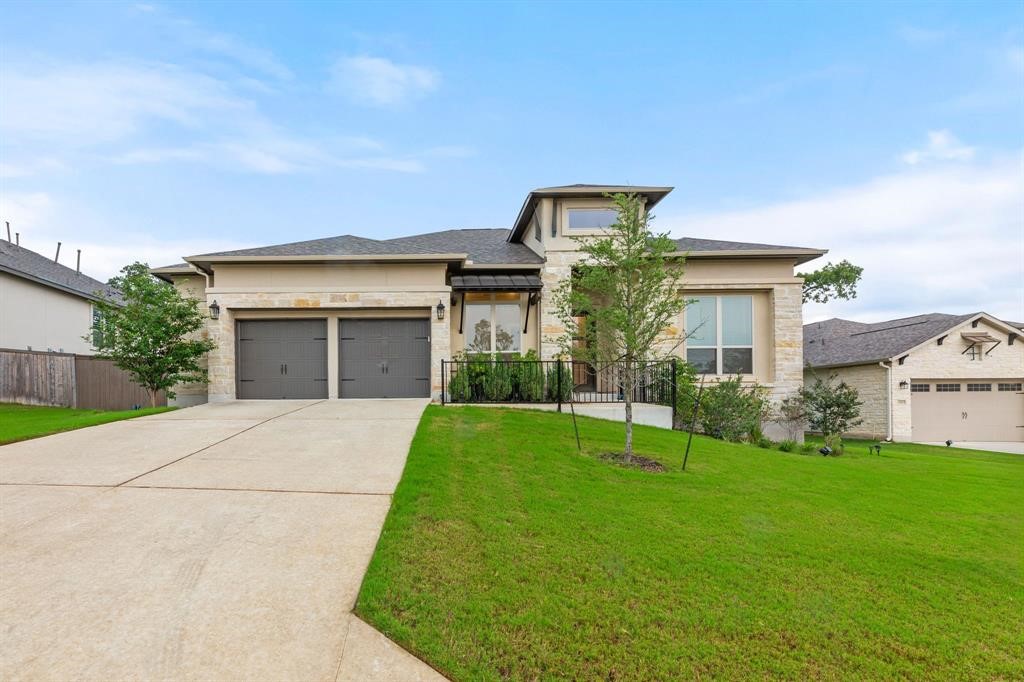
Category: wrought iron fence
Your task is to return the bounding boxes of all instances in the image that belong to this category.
[441,358,677,414]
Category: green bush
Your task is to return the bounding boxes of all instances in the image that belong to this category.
[447,363,472,402]
[697,376,770,442]
[511,350,545,402]
[778,439,798,453]
[483,361,513,401]
[545,361,573,402]
[800,442,817,455]
[672,360,700,429]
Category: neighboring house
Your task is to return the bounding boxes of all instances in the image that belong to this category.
[0,241,119,355]
[804,313,1024,443]
[153,184,826,430]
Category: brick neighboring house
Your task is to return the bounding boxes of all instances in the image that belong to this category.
[153,183,826,436]
[804,313,1024,442]
[0,240,120,355]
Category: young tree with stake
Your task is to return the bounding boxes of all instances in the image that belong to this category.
[553,193,687,461]
[88,262,216,407]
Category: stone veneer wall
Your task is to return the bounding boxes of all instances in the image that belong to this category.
[203,290,451,402]
[537,253,808,439]
[805,363,890,440]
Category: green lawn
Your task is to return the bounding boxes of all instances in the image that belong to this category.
[357,406,1023,681]
[0,403,173,445]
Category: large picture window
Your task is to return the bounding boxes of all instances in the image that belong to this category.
[463,292,521,355]
[685,295,753,374]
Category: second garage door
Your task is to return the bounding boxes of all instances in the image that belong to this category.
[911,380,1024,442]
[339,319,430,398]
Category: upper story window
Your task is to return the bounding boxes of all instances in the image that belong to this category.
[567,208,619,231]
[685,295,753,375]
[463,292,521,355]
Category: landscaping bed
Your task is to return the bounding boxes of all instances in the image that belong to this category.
[356,405,1023,680]
[0,403,172,445]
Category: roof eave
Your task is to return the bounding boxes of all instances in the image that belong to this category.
[184,253,470,270]
[0,263,116,305]
[671,248,828,265]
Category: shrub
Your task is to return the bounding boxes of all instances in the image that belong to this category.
[774,395,807,442]
[511,350,545,402]
[823,433,844,456]
[447,363,472,402]
[483,359,513,401]
[800,442,817,455]
[672,360,700,429]
[801,373,863,439]
[778,439,798,453]
[698,376,770,442]
[754,436,775,449]
[545,361,573,402]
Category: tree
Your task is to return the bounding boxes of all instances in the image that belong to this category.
[799,259,864,304]
[88,262,215,407]
[553,193,686,460]
[800,372,863,441]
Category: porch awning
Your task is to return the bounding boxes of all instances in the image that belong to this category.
[450,274,542,291]
[961,331,998,343]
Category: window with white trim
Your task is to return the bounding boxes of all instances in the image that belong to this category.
[936,383,961,392]
[566,208,618,231]
[966,383,992,392]
[685,295,754,374]
[998,382,1022,392]
[910,383,930,392]
[463,292,521,355]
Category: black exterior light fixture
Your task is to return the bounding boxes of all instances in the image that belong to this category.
[899,380,909,389]
[208,300,221,320]
[436,299,446,321]
[819,446,833,456]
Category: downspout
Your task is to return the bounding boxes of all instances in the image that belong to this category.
[879,360,893,441]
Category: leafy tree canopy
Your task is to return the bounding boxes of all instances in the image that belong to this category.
[800,259,864,304]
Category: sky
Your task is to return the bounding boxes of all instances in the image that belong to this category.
[1,0,1022,323]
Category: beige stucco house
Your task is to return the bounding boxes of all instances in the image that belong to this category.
[153,184,826,427]
[0,240,118,355]
[804,313,1024,442]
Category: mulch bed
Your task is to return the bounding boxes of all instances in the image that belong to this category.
[598,452,667,472]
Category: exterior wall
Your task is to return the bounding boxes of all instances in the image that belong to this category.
[203,289,450,402]
[0,272,96,355]
[169,274,211,407]
[212,262,447,289]
[888,317,1024,441]
[805,363,890,440]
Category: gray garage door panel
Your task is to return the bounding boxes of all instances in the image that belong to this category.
[339,319,430,398]
[237,320,328,399]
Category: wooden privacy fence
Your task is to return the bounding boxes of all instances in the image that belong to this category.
[0,348,165,410]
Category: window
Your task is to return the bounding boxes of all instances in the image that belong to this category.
[567,208,618,231]
[463,292,521,355]
[685,295,754,374]
[910,383,930,392]
[998,383,1022,392]
[967,383,992,392]
[936,383,961,392]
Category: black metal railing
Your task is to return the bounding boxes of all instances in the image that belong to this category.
[441,358,677,415]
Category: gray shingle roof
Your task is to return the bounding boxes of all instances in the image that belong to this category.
[0,241,121,303]
[450,274,543,291]
[189,228,543,265]
[674,237,814,253]
[803,313,979,368]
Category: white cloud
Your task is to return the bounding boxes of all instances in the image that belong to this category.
[901,130,975,165]
[0,61,247,143]
[0,191,244,281]
[664,153,1024,323]
[327,55,440,106]
[1007,45,1024,74]
[0,157,67,179]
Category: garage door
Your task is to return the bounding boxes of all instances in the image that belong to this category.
[911,380,1024,442]
[339,319,430,398]
[237,320,328,399]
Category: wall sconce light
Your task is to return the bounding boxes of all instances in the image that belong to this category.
[436,299,446,321]
[898,380,908,389]
[208,300,221,320]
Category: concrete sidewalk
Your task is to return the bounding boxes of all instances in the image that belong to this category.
[0,399,445,681]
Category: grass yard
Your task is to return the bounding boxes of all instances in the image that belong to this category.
[0,403,172,445]
[357,406,1023,681]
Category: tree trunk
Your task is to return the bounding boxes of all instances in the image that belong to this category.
[623,364,634,461]
[149,389,158,408]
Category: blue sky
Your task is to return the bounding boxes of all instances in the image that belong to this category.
[1,0,1022,322]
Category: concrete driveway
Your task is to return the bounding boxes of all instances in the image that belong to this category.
[0,399,445,681]
[920,441,1024,455]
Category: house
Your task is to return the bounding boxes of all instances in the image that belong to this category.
[153,184,827,432]
[0,240,119,355]
[804,313,1024,443]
